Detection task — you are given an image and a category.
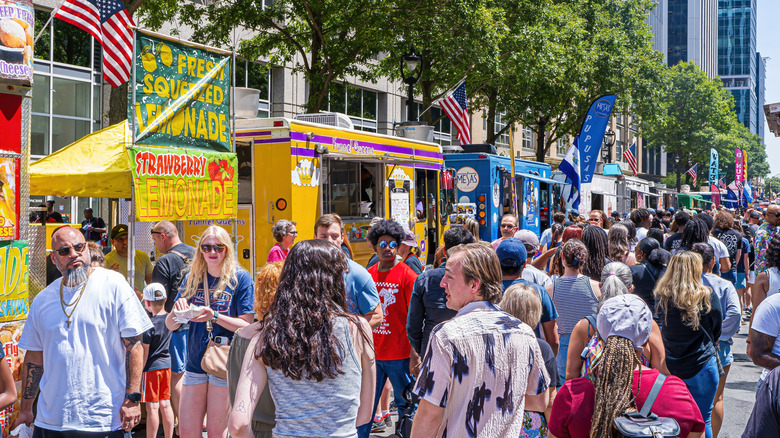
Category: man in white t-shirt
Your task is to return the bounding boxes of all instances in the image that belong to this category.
[14,226,153,435]
[748,293,780,391]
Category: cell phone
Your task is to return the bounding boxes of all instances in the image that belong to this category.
[213,336,230,346]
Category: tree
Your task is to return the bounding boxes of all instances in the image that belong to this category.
[636,61,739,191]
[136,0,393,114]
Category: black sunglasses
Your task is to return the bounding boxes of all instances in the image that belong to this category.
[56,242,87,257]
[769,212,780,218]
[201,244,226,253]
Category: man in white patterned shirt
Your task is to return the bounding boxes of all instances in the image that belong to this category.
[410,243,549,438]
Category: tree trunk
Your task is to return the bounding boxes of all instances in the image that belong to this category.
[534,117,548,163]
[484,89,497,145]
[108,84,128,126]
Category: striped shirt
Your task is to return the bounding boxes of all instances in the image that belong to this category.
[551,275,599,334]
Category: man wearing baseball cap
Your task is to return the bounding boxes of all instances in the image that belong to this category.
[497,238,559,354]
[514,229,552,289]
[105,224,154,293]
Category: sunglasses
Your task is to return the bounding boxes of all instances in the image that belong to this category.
[151,230,162,236]
[500,224,516,229]
[288,231,298,236]
[769,212,780,218]
[201,244,226,253]
[56,242,87,257]
[378,241,398,249]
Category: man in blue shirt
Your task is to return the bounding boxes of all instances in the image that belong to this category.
[497,238,559,355]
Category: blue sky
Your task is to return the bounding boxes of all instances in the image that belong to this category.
[757,0,780,175]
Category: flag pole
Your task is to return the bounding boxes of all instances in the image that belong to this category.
[34,0,68,45]
[420,77,466,119]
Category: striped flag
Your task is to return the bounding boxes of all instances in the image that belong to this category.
[439,82,471,145]
[718,177,727,190]
[687,164,698,187]
[623,143,638,176]
[54,0,134,87]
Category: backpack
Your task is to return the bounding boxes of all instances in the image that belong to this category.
[613,373,681,437]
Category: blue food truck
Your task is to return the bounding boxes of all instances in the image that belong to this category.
[444,145,567,242]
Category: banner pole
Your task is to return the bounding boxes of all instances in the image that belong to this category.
[130,28,137,143]
[231,50,238,252]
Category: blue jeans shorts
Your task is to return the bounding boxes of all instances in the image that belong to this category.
[170,326,188,374]
[736,272,747,289]
[718,340,733,367]
[183,370,228,388]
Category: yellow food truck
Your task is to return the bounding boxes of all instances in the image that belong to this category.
[184,116,454,274]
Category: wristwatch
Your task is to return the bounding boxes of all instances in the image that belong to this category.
[125,392,142,403]
[210,313,219,324]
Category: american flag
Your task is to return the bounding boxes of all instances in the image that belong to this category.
[718,177,727,190]
[440,82,471,145]
[687,164,698,187]
[623,143,638,176]
[54,0,134,87]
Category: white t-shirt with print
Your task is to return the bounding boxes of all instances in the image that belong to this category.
[19,268,152,432]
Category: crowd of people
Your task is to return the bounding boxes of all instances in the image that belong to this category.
[8,204,780,438]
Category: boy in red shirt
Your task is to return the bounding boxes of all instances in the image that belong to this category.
[365,219,418,436]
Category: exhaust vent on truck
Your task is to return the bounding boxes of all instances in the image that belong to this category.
[294,113,354,130]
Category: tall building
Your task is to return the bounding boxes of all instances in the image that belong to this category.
[668,0,718,78]
[640,0,668,179]
[647,0,668,64]
[756,53,767,140]
[718,0,759,134]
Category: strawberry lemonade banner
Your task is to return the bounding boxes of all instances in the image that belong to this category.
[130,31,232,152]
[129,146,237,222]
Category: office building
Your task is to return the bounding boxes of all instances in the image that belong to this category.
[668,0,718,78]
[718,0,759,134]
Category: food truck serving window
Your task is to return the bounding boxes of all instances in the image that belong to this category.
[323,160,384,218]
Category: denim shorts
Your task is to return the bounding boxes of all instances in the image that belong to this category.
[170,326,188,374]
[183,370,228,388]
[718,340,734,367]
[736,272,747,289]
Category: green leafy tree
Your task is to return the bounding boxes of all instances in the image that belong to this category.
[637,61,739,191]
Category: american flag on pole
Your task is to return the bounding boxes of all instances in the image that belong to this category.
[54,0,134,87]
[687,164,698,187]
[623,143,638,176]
[718,177,727,190]
[439,81,471,145]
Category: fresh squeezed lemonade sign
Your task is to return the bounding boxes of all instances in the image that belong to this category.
[129,146,238,221]
[0,241,28,323]
[130,31,231,152]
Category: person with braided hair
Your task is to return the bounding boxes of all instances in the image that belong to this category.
[549,295,705,438]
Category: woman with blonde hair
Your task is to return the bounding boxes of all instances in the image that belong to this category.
[464,217,480,241]
[166,225,255,438]
[655,250,722,438]
[226,261,284,438]
[501,284,559,437]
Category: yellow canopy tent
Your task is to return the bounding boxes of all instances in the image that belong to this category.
[30,121,132,198]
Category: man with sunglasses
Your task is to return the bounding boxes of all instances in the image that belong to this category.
[105,224,154,294]
[14,226,152,436]
[365,219,419,436]
[492,214,519,250]
[150,220,195,430]
[756,204,780,274]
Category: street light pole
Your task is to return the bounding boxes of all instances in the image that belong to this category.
[400,45,422,122]
[602,128,615,164]
[674,154,681,192]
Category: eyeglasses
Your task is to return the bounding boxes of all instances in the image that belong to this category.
[588,218,600,222]
[500,224,516,229]
[769,212,780,218]
[150,230,162,236]
[378,241,398,249]
[56,242,87,257]
[288,231,298,236]
[201,244,226,253]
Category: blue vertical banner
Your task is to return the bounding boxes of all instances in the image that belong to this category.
[558,136,581,210]
[708,149,718,185]
[579,95,617,184]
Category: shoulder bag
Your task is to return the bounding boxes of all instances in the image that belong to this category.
[613,373,681,437]
[200,274,230,379]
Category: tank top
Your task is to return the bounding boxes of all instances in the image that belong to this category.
[552,275,599,334]
[266,317,362,438]
[767,267,780,298]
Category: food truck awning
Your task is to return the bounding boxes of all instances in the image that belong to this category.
[30,121,133,198]
[518,173,569,185]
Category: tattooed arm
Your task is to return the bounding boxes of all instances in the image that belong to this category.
[748,329,780,370]
[119,334,144,430]
[228,335,267,438]
[11,350,42,428]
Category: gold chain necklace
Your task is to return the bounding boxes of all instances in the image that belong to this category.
[59,273,90,329]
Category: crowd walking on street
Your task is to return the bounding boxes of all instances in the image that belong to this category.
[9,205,780,438]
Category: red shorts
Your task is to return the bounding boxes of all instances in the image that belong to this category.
[142,368,171,403]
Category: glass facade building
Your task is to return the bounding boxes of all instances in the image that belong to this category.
[668,0,718,77]
[718,0,759,135]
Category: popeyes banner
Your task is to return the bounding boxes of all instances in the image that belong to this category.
[130,30,231,152]
[128,146,237,222]
[0,241,28,323]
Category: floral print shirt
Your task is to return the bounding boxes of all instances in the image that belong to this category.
[414,301,549,438]
[755,222,779,273]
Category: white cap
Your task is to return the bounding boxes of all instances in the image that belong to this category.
[143,283,167,301]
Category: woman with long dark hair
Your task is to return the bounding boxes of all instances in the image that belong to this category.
[581,225,609,281]
[631,237,670,313]
[228,240,376,438]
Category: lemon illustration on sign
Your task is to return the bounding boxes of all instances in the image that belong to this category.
[141,45,157,72]
[158,42,173,67]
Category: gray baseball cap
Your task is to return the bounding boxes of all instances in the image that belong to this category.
[597,294,652,351]
[513,229,539,253]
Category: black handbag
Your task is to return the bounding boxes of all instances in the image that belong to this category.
[613,373,681,437]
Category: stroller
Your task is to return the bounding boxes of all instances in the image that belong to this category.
[395,383,420,438]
